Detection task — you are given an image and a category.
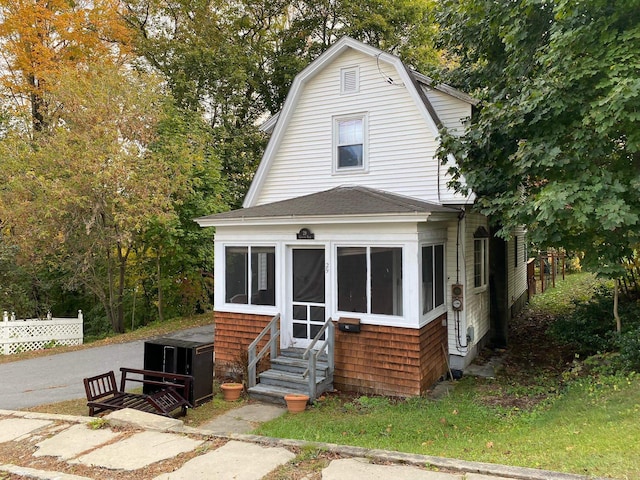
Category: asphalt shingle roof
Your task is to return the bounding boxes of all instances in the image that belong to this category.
[196,186,459,224]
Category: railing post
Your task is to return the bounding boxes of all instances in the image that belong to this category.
[78,310,84,344]
[248,343,257,388]
[327,321,335,373]
[270,317,278,362]
[247,313,280,389]
[308,354,317,400]
[1,311,6,355]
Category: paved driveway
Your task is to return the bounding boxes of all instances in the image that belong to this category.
[0,325,214,410]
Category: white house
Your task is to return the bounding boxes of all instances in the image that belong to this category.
[196,37,528,399]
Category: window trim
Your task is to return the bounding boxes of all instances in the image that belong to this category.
[473,237,489,290]
[224,245,277,307]
[336,245,403,318]
[332,113,368,174]
[421,243,446,320]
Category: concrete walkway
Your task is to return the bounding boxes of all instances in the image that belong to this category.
[0,407,607,480]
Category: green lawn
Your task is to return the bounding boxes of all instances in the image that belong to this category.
[256,273,638,479]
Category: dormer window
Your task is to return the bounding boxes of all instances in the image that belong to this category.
[333,114,368,172]
[341,66,359,94]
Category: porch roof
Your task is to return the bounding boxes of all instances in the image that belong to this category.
[195,186,461,227]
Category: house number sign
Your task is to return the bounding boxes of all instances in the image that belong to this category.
[296,228,315,240]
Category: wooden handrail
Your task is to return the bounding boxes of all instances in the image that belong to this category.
[302,318,335,400]
[247,314,280,388]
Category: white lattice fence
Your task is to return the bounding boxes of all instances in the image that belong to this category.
[1,311,84,355]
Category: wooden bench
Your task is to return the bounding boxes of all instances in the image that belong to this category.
[83,368,193,417]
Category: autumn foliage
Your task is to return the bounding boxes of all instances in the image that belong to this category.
[0,0,132,130]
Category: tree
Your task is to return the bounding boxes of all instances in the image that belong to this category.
[437,0,640,291]
[0,0,132,132]
[0,62,216,332]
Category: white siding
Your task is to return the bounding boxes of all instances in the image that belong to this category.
[425,89,474,205]
[425,89,470,136]
[446,213,490,368]
[508,226,529,308]
[255,49,471,206]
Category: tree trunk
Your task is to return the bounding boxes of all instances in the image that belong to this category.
[106,248,118,332]
[614,278,621,334]
[156,250,164,322]
[30,89,45,132]
[114,244,130,334]
[116,256,125,333]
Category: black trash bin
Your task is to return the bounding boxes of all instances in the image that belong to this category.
[143,337,214,407]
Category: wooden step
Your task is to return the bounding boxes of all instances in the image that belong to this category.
[270,356,329,376]
[279,348,329,362]
[258,369,324,389]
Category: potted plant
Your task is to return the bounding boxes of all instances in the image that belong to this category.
[284,393,309,413]
[220,382,243,401]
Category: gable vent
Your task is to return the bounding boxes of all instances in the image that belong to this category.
[341,67,359,94]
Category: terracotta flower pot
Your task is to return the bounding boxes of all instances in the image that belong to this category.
[220,383,243,401]
[284,393,309,413]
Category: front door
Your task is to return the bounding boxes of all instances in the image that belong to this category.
[290,248,326,348]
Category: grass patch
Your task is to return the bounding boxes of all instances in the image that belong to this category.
[528,272,606,316]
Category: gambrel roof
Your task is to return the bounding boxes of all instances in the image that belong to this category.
[244,36,477,209]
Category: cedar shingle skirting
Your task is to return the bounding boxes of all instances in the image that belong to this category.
[213,312,274,379]
[333,315,448,396]
[213,311,448,396]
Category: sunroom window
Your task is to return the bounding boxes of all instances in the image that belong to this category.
[225,246,275,305]
[337,246,402,316]
[422,244,445,314]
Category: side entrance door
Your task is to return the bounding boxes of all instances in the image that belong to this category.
[290,248,326,348]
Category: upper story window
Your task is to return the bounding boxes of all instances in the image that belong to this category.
[473,227,489,289]
[225,246,276,306]
[341,66,359,94]
[334,114,368,172]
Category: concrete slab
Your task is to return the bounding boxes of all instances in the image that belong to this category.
[105,408,184,431]
[428,380,456,400]
[322,458,463,480]
[153,440,295,480]
[199,403,286,435]
[70,430,203,470]
[0,463,93,480]
[0,418,53,443]
[34,423,121,460]
[464,353,505,379]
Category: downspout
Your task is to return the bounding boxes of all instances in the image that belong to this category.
[455,210,468,351]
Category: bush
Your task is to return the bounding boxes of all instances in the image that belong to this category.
[616,326,640,372]
[550,286,640,369]
[550,287,616,355]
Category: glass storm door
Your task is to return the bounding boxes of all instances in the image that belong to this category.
[291,248,326,348]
